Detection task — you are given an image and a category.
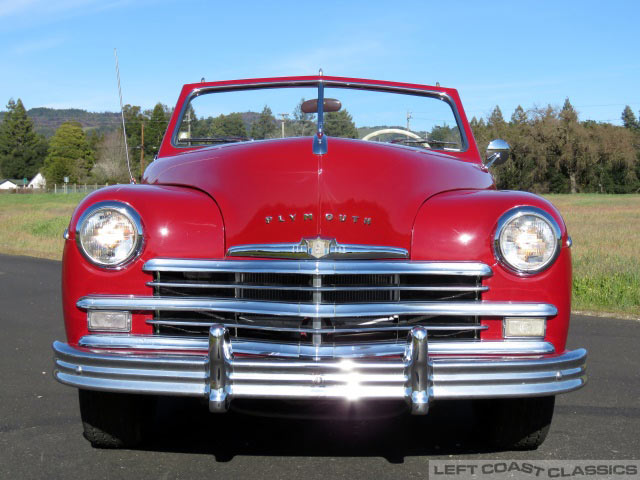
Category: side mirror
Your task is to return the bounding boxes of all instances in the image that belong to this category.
[485,139,510,167]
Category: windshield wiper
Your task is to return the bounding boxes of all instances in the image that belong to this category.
[178,136,249,144]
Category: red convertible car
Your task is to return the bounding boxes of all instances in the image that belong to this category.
[53,75,586,450]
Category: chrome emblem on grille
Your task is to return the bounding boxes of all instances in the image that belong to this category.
[303,237,332,259]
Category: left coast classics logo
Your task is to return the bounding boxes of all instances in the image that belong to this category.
[265,213,372,225]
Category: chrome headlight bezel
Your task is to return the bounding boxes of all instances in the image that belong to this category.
[75,201,144,269]
[494,206,562,275]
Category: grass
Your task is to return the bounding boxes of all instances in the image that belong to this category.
[0,192,86,260]
[545,194,640,317]
[0,192,638,317]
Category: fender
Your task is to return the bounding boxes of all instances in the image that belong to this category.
[412,189,571,352]
[62,185,225,345]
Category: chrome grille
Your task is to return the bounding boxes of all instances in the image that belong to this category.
[143,259,492,344]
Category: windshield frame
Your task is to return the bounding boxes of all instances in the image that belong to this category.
[160,76,477,161]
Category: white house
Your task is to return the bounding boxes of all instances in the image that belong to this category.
[0,179,18,190]
[28,173,46,189]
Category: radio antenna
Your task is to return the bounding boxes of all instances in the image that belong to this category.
[114,48,135,184]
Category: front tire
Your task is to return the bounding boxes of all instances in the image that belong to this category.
[79,389,156,449]
[474,396,555,450]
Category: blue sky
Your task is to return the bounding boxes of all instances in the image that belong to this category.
[1,0,638,124]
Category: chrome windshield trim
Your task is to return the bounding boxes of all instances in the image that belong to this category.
[170,77,470,153]
[77,296,557,318]
[146,281,489,293]
[226,241,408,260]
[143,259,492,277]
[78,335,556,356]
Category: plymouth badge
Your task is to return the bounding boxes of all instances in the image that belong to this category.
[303,237,333,259]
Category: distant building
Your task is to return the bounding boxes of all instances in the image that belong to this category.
[28,173,46,189]
[0,179,18,190]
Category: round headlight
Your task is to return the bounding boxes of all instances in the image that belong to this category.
[494,206,561,274]
[76,202,143,268]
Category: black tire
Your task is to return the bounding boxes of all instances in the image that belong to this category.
[78,389,156,449]
[474,396,555,451]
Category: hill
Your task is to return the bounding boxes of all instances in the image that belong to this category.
[0,108,121,138]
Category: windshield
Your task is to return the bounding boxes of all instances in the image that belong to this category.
[174,85,464,152]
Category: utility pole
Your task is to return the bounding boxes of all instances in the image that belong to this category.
[406,111,412,131]
[186,110,191,138]
[140,122,145,179]
[279,113,289,138]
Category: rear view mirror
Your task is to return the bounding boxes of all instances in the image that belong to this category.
[301,98,342,114]
[485,139,510,167]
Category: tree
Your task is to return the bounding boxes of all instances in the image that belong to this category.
[145,103,169,157]
[510,105,527,125]
[488,106,506,128]
[560,98,578,123]
[621,106,638,130]
[250,106,278,139]
[91,130,129,183]
[289,98,316,137]
[209,113,247,137]
[0,98,48,179]
[324,109,358,138]
[556,98,592,193]
[43,122,94,183]
[122,104,144,172]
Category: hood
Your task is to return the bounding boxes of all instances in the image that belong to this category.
[144,137,493,252]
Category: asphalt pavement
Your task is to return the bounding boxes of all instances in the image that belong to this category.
[0,254,638,479]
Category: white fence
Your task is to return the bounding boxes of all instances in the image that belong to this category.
[48,184,111,194]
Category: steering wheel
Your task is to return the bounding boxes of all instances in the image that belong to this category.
[362,128,430,148]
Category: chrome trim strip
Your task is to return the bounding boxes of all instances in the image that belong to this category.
[431,348,587,399]
[53,341,207,396]
[146,281,489,293]
[77,296,557,318]
[226,241,408,260]
[144,320,489,334]
[53,340,586,405]
[78,335,556,356]
[143,259,493,276]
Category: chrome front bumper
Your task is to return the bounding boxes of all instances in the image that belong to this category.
[53,327,587,415]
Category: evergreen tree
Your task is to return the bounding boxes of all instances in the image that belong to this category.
[324,109,358,138]
[510,105,527,125]
[488,106,506,127]
[289,98,316,137]
[621,106,638,130]
[122,104,144,171]
[560,98,578,123]
[0,98,48,179]
[43,122,94,183]
[250,106,278,139]
[145,103,169,156]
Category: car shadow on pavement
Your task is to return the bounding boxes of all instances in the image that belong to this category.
[141,397,493,463]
